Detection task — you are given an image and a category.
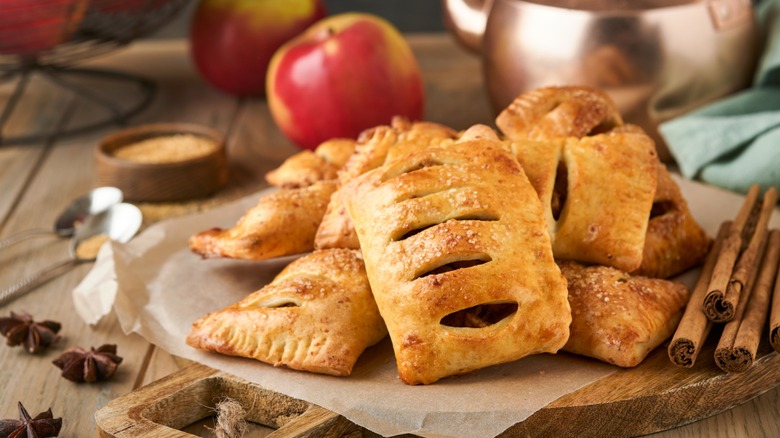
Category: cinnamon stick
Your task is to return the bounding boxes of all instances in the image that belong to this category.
[723,187,778,314]
[769,230,780,352]
[668,222,731,367]
[714,231,778,373]
[703,185,763,322]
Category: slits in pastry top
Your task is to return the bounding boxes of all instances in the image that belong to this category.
[635,164,712,278]
[315,117,458,250]
[344,137,571,385]
[186,248,387,376]
[560,261,689,367]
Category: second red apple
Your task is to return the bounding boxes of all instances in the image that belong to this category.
[190,0,326,97]
[267,13,425,150]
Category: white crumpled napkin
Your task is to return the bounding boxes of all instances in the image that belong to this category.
[73,242,119,325]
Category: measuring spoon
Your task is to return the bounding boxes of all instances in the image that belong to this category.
[0,186,123,250]
[0,202,142,307]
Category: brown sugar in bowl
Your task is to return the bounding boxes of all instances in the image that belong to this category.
[96,123,228,202]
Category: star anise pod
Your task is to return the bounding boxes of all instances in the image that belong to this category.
[0,312,61,354]
[0,402,62,438]
[52,344,123,383]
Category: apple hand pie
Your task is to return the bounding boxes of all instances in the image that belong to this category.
[511,129,658,272]
[344,139,571,385]
[186,248,387,376]
[265,138,356,188]
[560,261,689,367]
[189,180,336,260]
[496,85,624,141]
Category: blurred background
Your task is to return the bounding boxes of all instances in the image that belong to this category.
[151,0,446,38]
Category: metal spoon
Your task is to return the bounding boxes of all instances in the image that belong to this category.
[0,186,123,250]
[0,203,142,307]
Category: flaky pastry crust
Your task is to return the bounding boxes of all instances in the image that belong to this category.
[511,130,658,272]
[635,165,711,278]
[344,140,571,385]
[560,261,688,367]
[186,249,387,376]
[315,117,458,250]
[189,181,336,260]
[496,85,624,141]
[265,137,355,188]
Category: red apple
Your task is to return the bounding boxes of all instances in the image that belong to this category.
[0,0,87,57]
[190,0,326,97]
[92,0,170,14]
[267,13,425,150]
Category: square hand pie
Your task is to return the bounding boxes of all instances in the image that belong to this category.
[496,85,624,141]
[560,261,688,367]
[511,130,658,272]
[344,140,571,385]
[189,180,336,260]
[186,248,387,376]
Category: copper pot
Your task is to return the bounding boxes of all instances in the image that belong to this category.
[443,0,760,161]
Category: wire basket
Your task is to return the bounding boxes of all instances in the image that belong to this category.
[0,0,192,144]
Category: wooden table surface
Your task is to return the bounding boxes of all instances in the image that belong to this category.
[0,35,778,438]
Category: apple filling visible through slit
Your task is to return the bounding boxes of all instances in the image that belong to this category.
[551,160,568,220]
[441,302,519,328]
[649,200,675,219]
[251,296,302,308]
[395,214,499,241]
[417,257,490,278]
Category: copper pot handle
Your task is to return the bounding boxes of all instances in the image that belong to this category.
[442,0,494,53]
[708,0,754,31]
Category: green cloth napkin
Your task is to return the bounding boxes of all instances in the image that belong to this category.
[660,0,780,195]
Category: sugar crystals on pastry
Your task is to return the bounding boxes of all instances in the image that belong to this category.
[344,137,571,385]
[189,180,336,260]
[496,85,624,141]
[186,248,387,376]
[560,260,689,367]
[315,117,458,250]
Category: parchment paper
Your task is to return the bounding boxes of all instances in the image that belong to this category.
[73,177,772,437]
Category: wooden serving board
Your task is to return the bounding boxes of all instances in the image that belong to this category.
[96,338,780,438]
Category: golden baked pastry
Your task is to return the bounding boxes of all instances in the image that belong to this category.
[456,123,504,143]
[508,137,566,219]
[313,185,361,250]
[265,138,356,188]
[186,249,387,376]
[344,139,571,385]
[634,164,712,278]
[496,85,624,141]
[337,117,458,184]
[560,261,689,367]
[315,117,458,250]
[189,180,336,260]
[511,130,658,272]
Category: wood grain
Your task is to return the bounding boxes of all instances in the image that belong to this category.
[96,363,364,438]
[96,341,780,438]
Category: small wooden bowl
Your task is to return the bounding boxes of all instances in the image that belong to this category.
[95,123,228,202]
